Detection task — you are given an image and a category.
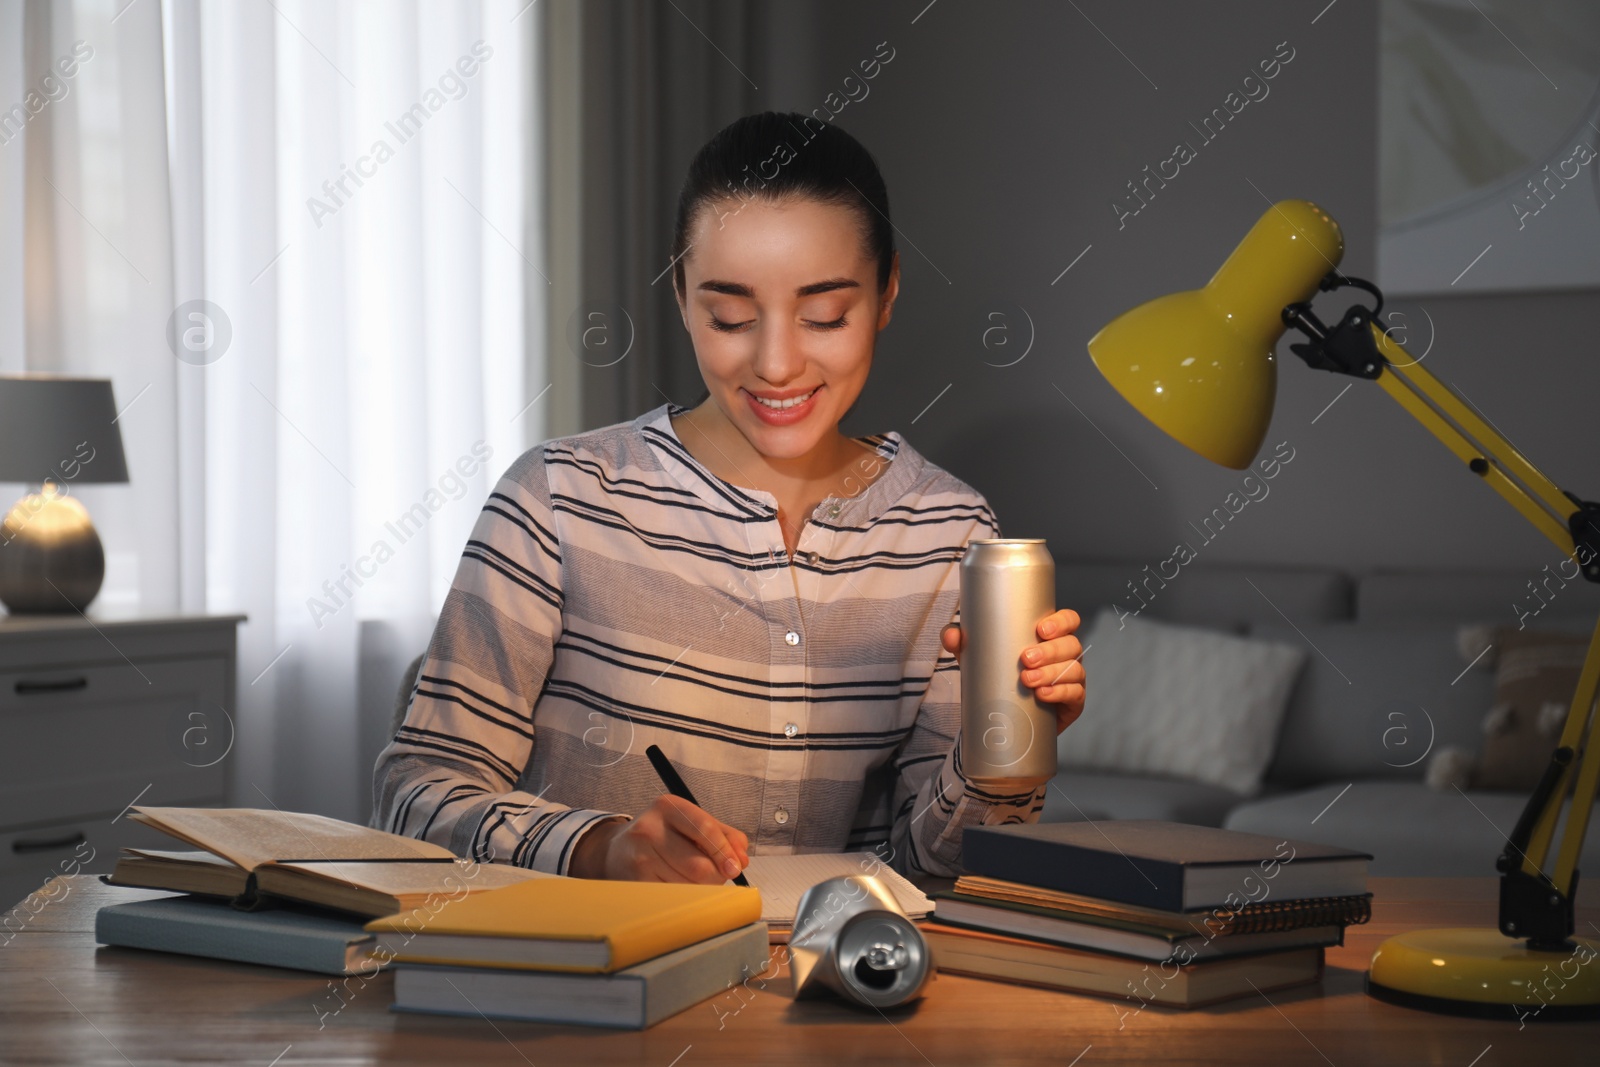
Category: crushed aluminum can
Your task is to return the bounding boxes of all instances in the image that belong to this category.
[786,874,934,1009]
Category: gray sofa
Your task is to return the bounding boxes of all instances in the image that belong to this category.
[1039,563,1600,877]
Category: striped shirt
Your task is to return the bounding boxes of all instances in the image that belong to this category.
[371,402,1047,878]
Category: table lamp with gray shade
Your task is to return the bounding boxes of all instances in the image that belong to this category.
[0,376,130,614]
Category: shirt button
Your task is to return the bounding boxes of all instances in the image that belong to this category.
[807,551,819,565]
[784,630,800,646]
[773,807,790,825]
[828,504,841,517]
[784,722,798,738]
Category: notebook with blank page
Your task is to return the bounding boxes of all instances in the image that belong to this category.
[736,852,932,942]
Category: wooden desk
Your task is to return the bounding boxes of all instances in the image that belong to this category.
[3,876,1597,1064]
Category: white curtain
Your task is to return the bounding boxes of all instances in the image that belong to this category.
[2,0,544,823]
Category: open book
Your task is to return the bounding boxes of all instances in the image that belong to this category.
[105,806,549,918]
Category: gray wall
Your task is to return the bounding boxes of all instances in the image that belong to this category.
[743,0,1599,577]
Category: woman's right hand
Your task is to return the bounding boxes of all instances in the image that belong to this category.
[568,794,750,883]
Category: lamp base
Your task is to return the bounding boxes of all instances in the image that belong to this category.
[0,486,105,614]
[1367,928,1600,1021]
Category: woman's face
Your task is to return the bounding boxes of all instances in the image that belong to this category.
[676,195,898,462]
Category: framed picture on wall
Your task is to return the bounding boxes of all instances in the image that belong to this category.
[1377,0,1600,295]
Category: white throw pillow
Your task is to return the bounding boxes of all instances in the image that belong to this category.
[1059,609,1307,794]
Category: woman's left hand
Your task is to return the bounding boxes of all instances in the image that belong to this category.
[941,608,1085,735]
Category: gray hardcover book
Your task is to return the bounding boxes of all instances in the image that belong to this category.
[391,921,771,1029]
[95,894,380,976]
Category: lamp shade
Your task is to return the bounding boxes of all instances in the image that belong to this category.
[0,376,129,485]
[1086,200,1345,469]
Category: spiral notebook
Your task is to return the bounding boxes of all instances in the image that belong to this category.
[735,853,932,943]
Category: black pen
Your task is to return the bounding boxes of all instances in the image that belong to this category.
[645,744,750,887]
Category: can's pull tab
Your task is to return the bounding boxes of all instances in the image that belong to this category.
[863,941,909,973]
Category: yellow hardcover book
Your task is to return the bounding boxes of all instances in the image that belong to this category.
[364,878,764,974]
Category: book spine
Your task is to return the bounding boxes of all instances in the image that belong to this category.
[962,832,1186,911]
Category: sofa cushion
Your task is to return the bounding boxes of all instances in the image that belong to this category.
[1476,629,1592,790]
[1062,612,1305,794]
[1222,780,1600,877]
[1250,621,1495,788]
[1056,562,1353,632]
[1357,568,1600,629]
[1038,770,1244,827]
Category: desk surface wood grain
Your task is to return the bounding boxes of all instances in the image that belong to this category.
[2,876,1597,1065]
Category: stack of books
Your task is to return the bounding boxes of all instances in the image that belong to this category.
[97,806,552,974]
[368,877,767,1029]
[94,805,769,1029]
[928,820,1372,1008]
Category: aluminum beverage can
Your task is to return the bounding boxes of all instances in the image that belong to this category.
[788,874,933,1009]
[959,538,1058,789]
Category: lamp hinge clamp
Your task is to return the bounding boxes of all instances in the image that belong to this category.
[1282,272,1387,380]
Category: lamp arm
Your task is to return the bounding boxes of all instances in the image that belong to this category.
[1282,276,1599,576]
[1372,342,1586,556]
[1282,275,1600,950]
[1496,619,1600,949]
[1369,331,1600,948]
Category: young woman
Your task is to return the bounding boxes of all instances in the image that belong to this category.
[373,113,1085,883]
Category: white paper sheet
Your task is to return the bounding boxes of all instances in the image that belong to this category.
[737,852,932,926]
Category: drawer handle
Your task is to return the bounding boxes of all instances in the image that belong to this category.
[12,831,87,854]
[14,677,89,695]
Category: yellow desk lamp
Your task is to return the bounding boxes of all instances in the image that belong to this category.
[1087,200,1600,1020]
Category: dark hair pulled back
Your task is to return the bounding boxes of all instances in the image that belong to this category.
[671,112,895,295]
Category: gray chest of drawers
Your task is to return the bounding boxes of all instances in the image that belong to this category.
[0,612,245,910]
